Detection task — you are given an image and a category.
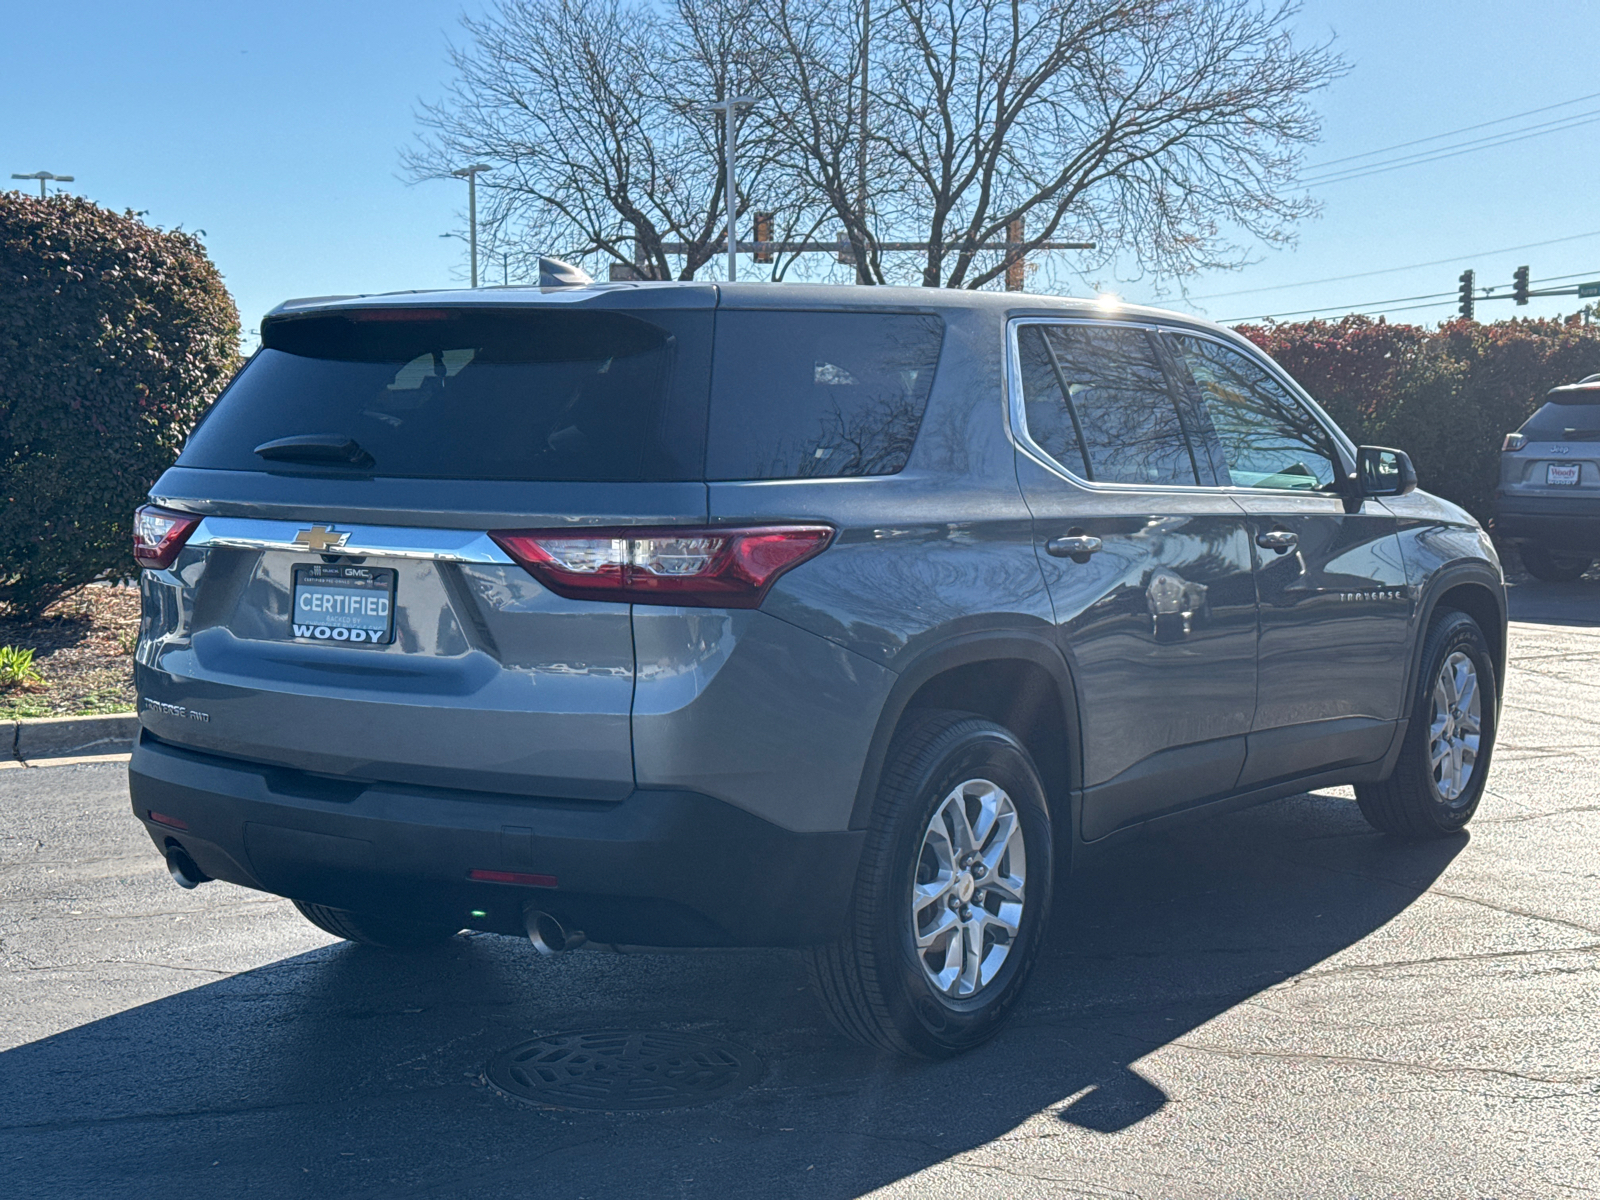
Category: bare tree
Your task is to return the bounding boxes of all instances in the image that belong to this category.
[405,0,803,281]
[762,0,1343,289]
[409,0,1341,290]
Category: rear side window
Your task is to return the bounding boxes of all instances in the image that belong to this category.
[1521,401,1600,441]
[179,308,711,481]
[1016,323,1199,485]
[705,311,944,479]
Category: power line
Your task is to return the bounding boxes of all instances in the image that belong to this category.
[1224,268,1600,324]
[1526,267,1600,285]
[1303,89,1600,171]
[1190,229,1600,302]
[1224,290,1457,323]
[1302,109,1600,187]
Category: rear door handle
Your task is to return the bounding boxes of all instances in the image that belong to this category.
[1256,529,1298,554]
[1046,534,1103,561]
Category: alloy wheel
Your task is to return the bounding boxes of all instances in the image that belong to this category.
[1429,650,1482,804]
[910,778,1027,998]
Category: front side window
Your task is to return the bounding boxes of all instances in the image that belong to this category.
[1016,323,1199,486]
[1168,334,1341,491]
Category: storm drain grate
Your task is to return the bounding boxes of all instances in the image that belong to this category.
[486,1030,761,1111]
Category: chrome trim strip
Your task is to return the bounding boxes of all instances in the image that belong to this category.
[1004,315,1214,494]
[1003,315,1357,493]
[187,517,515,564]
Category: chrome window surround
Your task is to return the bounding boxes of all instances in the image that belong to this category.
[183,517,515,564]
[1004,315,1357,494]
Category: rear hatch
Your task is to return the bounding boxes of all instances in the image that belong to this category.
[137,292,714,799]
[1504,390,1600,497]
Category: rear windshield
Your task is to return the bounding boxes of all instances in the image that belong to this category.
[179,308,711,481]
[706,310,944,479]
[1520,401,1600,442]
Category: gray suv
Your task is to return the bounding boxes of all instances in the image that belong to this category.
[130,281,1505,1058]
[1496,375,1600,580]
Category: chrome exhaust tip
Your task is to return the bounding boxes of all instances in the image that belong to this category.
[524,909,586,956]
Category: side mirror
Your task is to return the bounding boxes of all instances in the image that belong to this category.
[1356,446,1417,497]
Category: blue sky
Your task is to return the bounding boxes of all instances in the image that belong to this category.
[6,1,1599,342]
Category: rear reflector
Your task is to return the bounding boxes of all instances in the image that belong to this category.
[490,524,833,608]
[148,811,188,830]
[469,868,558,888]
[133,505,202,570]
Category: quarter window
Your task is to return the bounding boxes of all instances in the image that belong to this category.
[1168,335,1341,491]
[705,311,944,480]
[1016,323,1199,486]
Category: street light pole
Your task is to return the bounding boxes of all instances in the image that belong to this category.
[451,164,492,287]
[702,97,754,282]
[11,171,75,199]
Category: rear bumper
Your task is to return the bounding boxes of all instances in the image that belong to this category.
[1494,495,1600,551]
[129,734,863,948]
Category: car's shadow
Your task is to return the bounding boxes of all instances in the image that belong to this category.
[1505,574,1600,626]
[0,791,1462,1200]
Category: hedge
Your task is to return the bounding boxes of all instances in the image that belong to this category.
[1235,314,1600,524]
[0,193,240,615]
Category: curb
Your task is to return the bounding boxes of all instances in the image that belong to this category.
[8,713,139,762]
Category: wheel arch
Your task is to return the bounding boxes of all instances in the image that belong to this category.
[849,634,1082,852]
[1409,564,1508,712]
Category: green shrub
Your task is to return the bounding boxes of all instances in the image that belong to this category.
[1237,315,1600,523]
[0,644,44,688]
[0,193,240,615]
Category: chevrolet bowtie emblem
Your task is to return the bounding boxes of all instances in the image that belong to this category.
[293,524,350,553]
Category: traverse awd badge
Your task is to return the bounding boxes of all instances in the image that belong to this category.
[293,524,349,553]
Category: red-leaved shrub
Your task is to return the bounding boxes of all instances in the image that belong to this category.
[1236,314,1600,522]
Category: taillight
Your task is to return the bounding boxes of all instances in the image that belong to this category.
[133,504,201,570]
[490,525,834,608]
[1502,433,1527,452]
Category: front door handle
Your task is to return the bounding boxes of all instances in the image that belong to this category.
[1256,529,1298,554]
[1046,534,1103,562]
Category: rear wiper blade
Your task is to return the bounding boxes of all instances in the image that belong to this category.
[254,434,375,469]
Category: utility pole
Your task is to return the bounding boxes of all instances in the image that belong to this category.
[1005,218,1026,292]
[856,0,871,283]
[11,170,74,199]
[451,164,492,287]
[703,96,754,282]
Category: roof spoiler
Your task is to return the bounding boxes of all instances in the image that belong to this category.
[1548,374,1600,402]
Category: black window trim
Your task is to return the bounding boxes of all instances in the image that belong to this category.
[1004,315,1217,494]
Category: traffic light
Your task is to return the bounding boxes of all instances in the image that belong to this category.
[1458,270,1475,320]
[1513,265,1530,306]
[752,211,773,263]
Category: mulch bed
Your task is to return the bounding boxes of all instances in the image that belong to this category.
[0,584,140,719]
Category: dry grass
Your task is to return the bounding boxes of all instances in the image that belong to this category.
[0,584,139,719]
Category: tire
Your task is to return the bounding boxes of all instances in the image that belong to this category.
[1520,544,1592,583]
[292,900,461,949]
[1356,610,1497,838]
[807,710,1054,1058]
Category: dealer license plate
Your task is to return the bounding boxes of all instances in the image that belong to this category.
[1547,463,1581,486]
[290,564,396,646]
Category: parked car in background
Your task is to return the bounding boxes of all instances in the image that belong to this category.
[129,278,1506,1058]
[1496,375,1600,581]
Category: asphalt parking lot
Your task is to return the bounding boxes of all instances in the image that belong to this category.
[2,581,1597,1199]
